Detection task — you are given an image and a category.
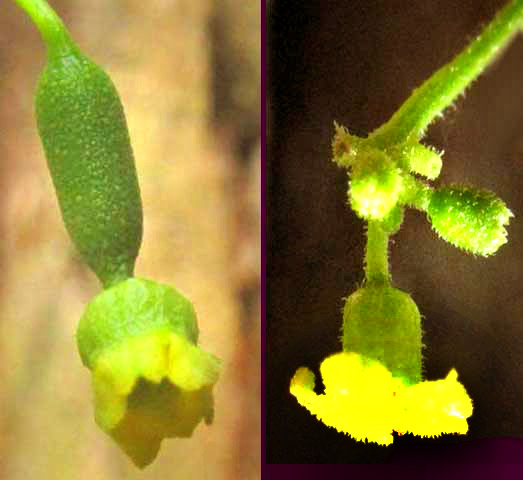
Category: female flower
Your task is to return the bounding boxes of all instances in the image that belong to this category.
[77,278,221,467]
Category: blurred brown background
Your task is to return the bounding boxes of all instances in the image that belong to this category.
[1,0,260,478]
[269,0,523,463]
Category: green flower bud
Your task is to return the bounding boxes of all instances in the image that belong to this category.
[393,142,443,180]
[76,278,221,468]
[342,284,422,385]
[427,185,513,256]
[349,150,403,220]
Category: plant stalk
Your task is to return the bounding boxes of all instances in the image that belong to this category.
[369,0,523,146]
[364,220,390,285]
[14,0,76,58]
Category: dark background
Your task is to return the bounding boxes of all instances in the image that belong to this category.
[268,0,523,463]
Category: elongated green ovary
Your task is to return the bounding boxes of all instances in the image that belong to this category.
[15,0,143,288]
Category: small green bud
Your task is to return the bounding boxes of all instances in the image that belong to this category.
[76,277,221,468]
[342,284,422,385]
[393,142,443,180]
[349,150,403,220]
[427,185,513,256]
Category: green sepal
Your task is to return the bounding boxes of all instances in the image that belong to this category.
[76,277,221,468]
[427,185,513,256]
[342,284,422,385]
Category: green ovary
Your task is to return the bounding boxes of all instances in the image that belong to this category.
[36,51,143,287]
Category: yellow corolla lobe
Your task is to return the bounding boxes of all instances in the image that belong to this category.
[290,352,473,445]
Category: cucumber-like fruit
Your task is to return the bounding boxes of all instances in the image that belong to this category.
[31,17,143,287]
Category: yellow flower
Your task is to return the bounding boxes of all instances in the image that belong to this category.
[290,352,472,445]
[93,330,220,467]
[77,278,221,467]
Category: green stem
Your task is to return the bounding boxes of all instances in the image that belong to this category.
[364,220,390,285]
[369,0,523,146]
[399,174,433,211]
[14,0,77,58]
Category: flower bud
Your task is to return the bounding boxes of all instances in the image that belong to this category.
[76,277,221,468]
[427,185,513,256]
[342,284,422,385]
[349,150,403,220]
[393,142,443,180]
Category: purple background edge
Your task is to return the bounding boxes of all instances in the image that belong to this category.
[261,0,267,471]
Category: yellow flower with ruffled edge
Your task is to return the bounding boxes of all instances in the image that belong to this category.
[290,352,472,445]
[77,277,221,468]
[394,368,472,438]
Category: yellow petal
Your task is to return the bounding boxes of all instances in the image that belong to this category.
[394,368,473,438]
[290,352,473,446]
[91,330,220,467]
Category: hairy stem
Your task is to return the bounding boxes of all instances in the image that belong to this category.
[399,174,433,211]
[369,0,523,146]
[364,220,390,285]
[14,0,76,58]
